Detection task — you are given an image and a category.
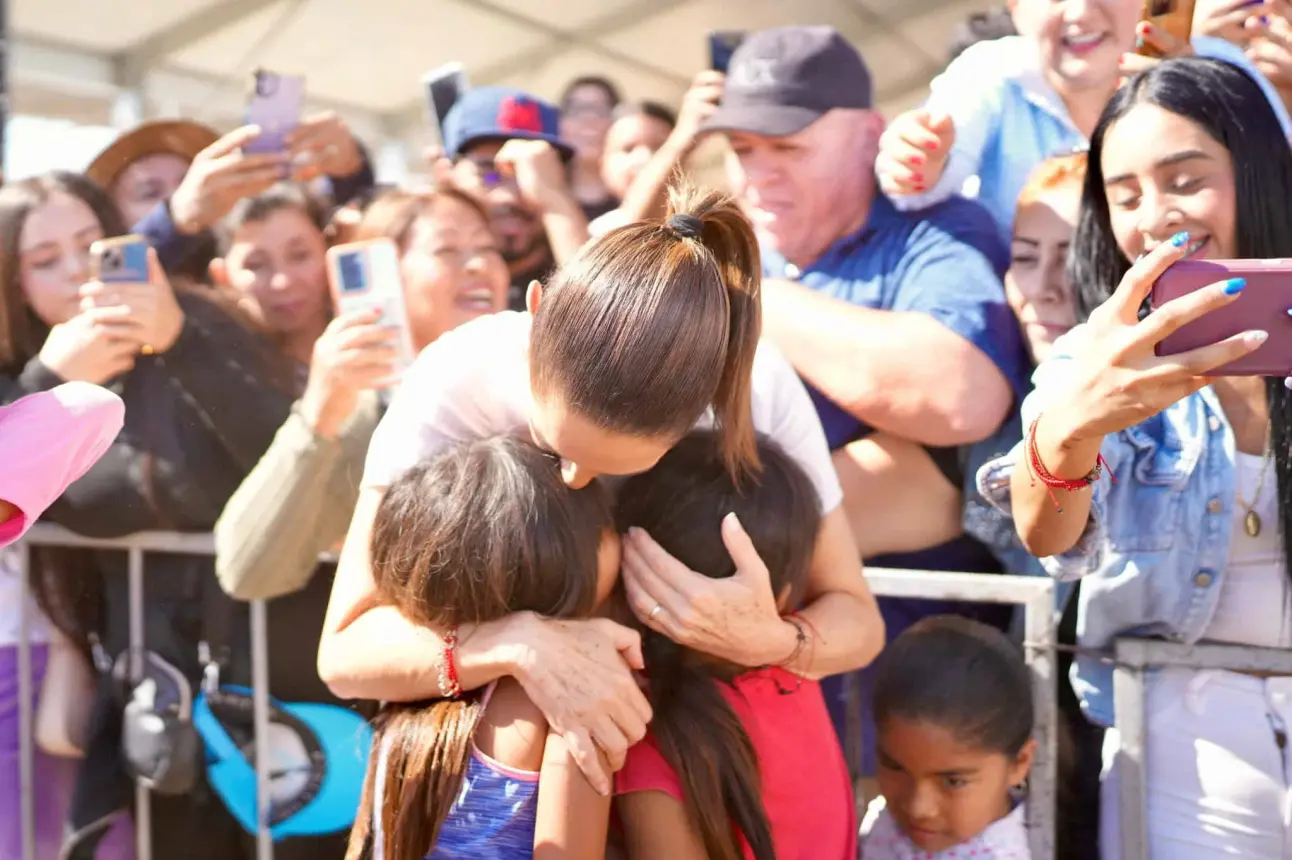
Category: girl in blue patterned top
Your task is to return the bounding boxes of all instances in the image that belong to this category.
[345,436,620,860]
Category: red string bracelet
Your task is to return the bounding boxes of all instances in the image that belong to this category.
[439,626,463,699]
[1025,417,1115,512]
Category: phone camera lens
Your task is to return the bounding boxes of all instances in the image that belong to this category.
[102,249,121,272]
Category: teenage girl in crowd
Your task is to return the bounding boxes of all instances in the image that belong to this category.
[984,58,1292,858]
[317,187,883,792]
[614,431,856,860]
[863,616,1035,859]
[0,170,296,860]
[347,435,619,860]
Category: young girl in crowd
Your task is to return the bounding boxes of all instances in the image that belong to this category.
[613,431,857,860]
[863,616,1035,859]
[347,436,618,860]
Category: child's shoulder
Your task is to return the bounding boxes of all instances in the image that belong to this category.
[938,36,1037,88]
[472,677,548,774]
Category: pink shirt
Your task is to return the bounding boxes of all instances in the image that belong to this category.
[0,383,124,547]
[616,668,857,860]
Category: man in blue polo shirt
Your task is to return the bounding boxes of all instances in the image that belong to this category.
[702,26,1030,776]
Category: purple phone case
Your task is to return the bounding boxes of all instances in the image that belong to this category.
[1151,259,1292,376]
[244,72,304,154]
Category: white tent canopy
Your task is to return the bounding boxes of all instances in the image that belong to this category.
[10,0,993,179]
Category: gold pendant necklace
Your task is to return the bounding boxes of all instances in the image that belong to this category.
[1237,442,1274,538]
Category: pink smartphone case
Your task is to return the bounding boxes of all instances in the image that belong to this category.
[1151,259,1292,376]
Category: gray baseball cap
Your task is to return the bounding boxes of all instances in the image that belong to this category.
[703,26,874,137]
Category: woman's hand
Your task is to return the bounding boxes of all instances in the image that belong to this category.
[620,513,798,668]
[669,71,725,154]
[298,309,400,439]
[169,125,287,235]
[1043,234,1266,447]
[496,613,650,795]
[287,112,365,182]
[38,306,144,385]
[876,109,956,197]
[1246,3,1292,89]
[1197,0,1268,43]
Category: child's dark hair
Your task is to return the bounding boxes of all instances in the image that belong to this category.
[346,436,614,860]
[614,430,821,860]
[873,616,1033,758]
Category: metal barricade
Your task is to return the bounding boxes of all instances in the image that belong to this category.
[13,526,1063,860]
[16,524,276,860]
[1113,638,1292,860]
[864,568,1058,860]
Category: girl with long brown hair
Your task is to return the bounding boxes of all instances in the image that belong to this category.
[613,431,857,860]
[318,185,883,793]
[348,436,619,860]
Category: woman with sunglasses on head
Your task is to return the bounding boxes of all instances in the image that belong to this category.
[982,58,1292,858]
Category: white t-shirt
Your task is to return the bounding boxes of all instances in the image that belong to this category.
[363,311,843,514]
[0,546,49,647]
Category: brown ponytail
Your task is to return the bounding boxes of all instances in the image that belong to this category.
[530,183,763,482]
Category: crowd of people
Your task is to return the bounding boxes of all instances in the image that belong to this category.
[3,0,1292,857]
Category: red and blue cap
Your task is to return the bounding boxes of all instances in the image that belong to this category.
[442,86,574,161]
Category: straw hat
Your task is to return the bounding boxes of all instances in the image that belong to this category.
[85,120,220,191]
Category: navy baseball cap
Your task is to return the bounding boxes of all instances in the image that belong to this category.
[442,86,575,161]
[703,26,874,137]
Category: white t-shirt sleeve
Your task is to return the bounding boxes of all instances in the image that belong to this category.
[362,312,531,489]
[748,342,844,515]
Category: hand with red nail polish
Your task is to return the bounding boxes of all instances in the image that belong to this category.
[876,108,956,199]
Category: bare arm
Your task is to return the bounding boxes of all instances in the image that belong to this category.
[533,732,612,859]
[760,278,1012,445]
[1009,406,1102,559]
[541,196,591,267]
[617,791,709,860]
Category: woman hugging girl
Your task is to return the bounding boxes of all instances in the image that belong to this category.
[347,429,856,860]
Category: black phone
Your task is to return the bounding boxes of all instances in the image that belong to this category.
[421,62,469,143]
[708,31,746,73]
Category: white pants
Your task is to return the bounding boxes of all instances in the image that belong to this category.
[1101,668,1292,859]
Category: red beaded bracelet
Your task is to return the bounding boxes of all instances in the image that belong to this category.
[1026,417,1115,512]
[439,627,463,699]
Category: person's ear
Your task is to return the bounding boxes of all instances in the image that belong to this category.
[1007,737,1037,789]
[525,279,543,314]
[208,257,228,288]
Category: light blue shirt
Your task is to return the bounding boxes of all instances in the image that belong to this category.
[977,325,1244,727]
[891,36,1292,245]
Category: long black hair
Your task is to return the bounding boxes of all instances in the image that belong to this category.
[1068,56,1292,588]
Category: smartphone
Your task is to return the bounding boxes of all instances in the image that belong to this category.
[91,236,150,284]
[709,31,746,74]
[1151,259,1292,376]
[421,62,469,144]
[1136,0,1197,57]
[325,239,417,375]
[244,69,304,154]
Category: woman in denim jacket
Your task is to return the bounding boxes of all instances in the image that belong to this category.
[981,58,1292,859]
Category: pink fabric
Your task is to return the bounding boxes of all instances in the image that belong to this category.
[616,668,857,860]
[0,383,124,547]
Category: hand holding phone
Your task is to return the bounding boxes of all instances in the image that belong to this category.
[325,239,417,378]
[83,239,185,356]
[299,308,402,437]
[1036,239,1265,445]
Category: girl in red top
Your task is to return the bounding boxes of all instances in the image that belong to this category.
[613,430,858,860]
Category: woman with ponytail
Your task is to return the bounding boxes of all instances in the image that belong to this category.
[613,430,856,860]
[319,185,883,791]
[349,436,621,860]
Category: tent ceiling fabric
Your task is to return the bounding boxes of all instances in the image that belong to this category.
[12,0,988,147]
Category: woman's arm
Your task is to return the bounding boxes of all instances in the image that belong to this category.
[533,732,611,859]
[214,398,377,600]
[318,486,653,793]
[617,792,708,860]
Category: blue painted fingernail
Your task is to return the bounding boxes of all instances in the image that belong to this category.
[1224,277,1247,295]
[1171,232,1190,247]
[1261,15,1270,25]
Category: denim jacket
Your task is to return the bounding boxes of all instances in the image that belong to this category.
[977,325,1240,727]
